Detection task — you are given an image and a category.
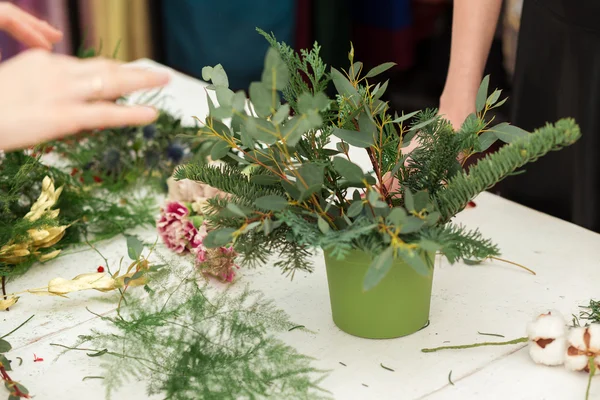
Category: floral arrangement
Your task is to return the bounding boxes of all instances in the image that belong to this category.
[158,177,238,282]
[174,30,581,289]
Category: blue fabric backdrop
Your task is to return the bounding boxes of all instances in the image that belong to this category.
[162,0,295,90]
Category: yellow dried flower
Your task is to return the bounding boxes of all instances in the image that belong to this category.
[24,176,63,222]
[0,242,31,264]
[28,225,67,249]
[0,296,18,311]
[37,249,62,262]
[0,176,68,266]
[46,272,117,295]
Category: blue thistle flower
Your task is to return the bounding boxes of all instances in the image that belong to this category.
[102,148,122,175]
[166,142,185,163]
[145,149,161,168]
[103,148,121,165]
[143,124,157,139]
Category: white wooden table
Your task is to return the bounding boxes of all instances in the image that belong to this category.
[3,59,599,400]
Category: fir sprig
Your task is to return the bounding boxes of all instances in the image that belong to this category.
[436,119,581,222]
[419,224,500,263]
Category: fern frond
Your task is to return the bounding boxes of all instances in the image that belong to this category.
[435,118,581,222]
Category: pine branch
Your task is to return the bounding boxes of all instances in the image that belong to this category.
[435,119,581,222]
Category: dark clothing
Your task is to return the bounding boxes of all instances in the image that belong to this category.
[495,0,600,231]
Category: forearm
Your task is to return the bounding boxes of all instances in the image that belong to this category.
[440,0,503,108]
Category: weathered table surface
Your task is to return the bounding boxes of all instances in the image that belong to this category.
[3,59,598,400]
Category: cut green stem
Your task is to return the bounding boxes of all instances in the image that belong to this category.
[1,315,34,339]
[586,357,596,400]
[421,336,528,353]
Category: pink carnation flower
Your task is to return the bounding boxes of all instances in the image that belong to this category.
[161,201,189,221]
[157,201,197,253]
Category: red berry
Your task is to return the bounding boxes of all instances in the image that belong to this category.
[93,176,103,183]
[97,266,105,273]
[70,168,79,176]
[468,201,477,208]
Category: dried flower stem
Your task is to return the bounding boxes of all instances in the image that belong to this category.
[421,336,528,353]
[489,257,536,275]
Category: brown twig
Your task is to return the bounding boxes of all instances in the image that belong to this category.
[1,276,8,311]
[351,119,392,205]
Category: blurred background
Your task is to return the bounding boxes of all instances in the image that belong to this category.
[0,0,522,119]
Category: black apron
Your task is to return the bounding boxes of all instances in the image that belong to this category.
[494,0,600,232]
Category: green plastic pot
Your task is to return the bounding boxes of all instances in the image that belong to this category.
[324,249,434,339]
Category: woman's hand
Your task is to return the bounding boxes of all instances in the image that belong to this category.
[0,50,171,151]
[0,2,62,50]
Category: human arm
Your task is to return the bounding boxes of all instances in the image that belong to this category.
[438,0,503,128]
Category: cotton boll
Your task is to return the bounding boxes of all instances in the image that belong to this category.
[526,310,567,340]
[526,310,568,366]
[564,351,590,372]
[529,336,566,366]
[587,324,600,352]
[564,326,600,373]
[567,327,588,352]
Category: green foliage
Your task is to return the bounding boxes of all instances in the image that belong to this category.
[577,299,600,325]
[63,272,329,399]
[49,110,199,193]
[257,29,330,115]
[403,110,468,197]
[175,31,581,290]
